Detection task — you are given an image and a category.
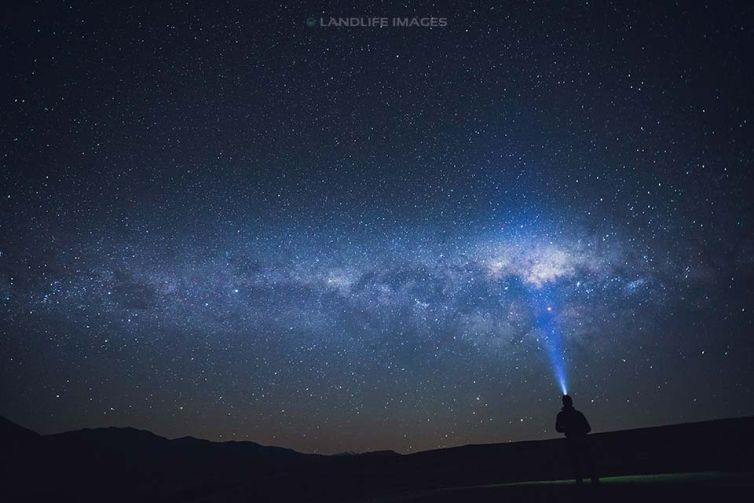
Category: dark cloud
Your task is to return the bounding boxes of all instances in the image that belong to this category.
[110,270,157,310]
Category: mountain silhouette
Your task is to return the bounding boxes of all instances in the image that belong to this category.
[1,415,753,502]
[0,415,39,443]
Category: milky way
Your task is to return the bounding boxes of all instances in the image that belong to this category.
[1,2,753,453]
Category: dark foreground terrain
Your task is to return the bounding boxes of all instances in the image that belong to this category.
[371,472,754,502]
[1,415,753,502]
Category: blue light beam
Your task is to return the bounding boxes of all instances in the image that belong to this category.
[527,286,568,395]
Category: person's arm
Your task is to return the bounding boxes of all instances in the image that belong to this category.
[555,412,564,433]
[580,412,591,434]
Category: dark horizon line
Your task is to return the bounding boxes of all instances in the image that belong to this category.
[5,413,754,457]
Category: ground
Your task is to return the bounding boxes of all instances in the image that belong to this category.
[368,472,754,502]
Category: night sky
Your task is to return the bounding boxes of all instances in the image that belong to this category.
[2,1,753,454]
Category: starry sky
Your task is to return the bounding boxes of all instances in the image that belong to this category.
[1,1,753,454]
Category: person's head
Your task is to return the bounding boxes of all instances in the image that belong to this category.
[562,394,573,408]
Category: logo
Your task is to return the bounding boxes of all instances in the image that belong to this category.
[305,16,448,29]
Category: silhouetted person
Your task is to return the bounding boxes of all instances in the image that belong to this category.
[556,395,598,485]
